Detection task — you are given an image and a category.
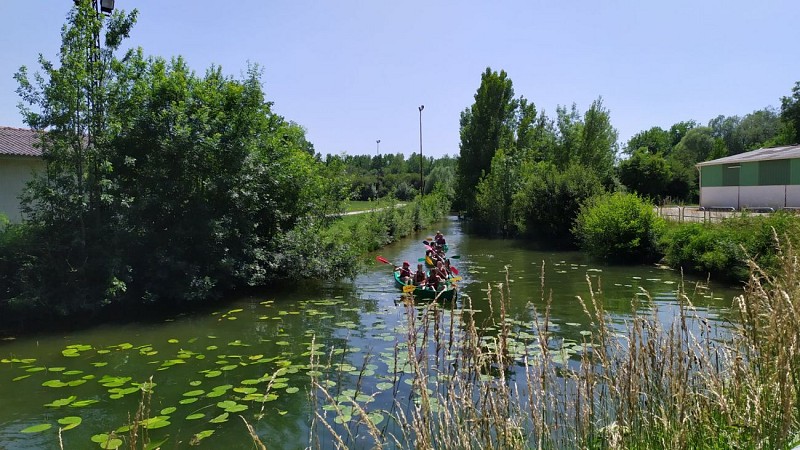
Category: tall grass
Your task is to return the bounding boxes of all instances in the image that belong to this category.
[313,233,800,449]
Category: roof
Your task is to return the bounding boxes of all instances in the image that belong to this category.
[696,144,800,167]
[0,126,42,157]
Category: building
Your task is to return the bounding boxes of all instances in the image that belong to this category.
[696,144,800,210]
[0,127,44,223]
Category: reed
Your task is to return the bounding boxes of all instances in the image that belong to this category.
[313,233,800,449]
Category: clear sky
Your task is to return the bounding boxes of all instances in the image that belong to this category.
[1,1,799,157]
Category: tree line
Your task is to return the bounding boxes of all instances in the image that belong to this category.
[321,153,456,201]
[457,66,800,245]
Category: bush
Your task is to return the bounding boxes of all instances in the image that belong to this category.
[573,192,664,262]
[660,211,800,282]
[513,163,605,244]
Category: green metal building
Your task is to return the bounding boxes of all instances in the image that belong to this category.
[696,144,800,210]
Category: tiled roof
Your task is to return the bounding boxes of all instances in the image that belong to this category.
[696,144,800,167]
[0,126,42,157]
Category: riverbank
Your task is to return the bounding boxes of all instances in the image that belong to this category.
[0,191,452,336]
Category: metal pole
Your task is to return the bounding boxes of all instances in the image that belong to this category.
[418,105,424,195]
[376,139,380,156]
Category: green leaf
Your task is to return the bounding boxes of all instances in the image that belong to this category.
[21,423,52,433]
[57,416,82,430]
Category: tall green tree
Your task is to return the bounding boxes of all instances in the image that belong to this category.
[14,1,138,312]
[457,67,517,212]
[781,81,800,144]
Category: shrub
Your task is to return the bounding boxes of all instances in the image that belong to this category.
[660,211,800,281]
[513,163,605,244]
[573,192,664,262]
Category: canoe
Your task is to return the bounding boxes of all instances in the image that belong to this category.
[394,271,456,301]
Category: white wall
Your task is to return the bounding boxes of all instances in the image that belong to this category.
[739,186,787,209]
[701,185,800,210]
[787,186,800,208]
[0,156,44,223]
[699,186,739,209]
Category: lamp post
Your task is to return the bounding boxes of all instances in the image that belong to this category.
[418,105,424,195]
[376,139,380,156]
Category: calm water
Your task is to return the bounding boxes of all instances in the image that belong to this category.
[0,218,740,449]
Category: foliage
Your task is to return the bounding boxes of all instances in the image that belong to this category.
[573,192,664,262]
[624,126,671,155]
[617,148,672,202]
[3,2,352,324]
[781,81,800,144]
[513,163,604,243]
[457,68,618,236]
[456,67,517,212]
[660,212,800,282]
[474,149,519,235]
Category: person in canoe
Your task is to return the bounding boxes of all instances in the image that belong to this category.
[413,263,427,286]
[443,258,454,278]
[435,231,446,248]
[425,269,443,291]
[395,261,412,284]
[434,260,448,280]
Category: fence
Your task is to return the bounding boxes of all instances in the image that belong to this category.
[656,206,777,223]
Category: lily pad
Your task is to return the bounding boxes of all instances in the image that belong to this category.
[21,423,52,433]
[209,412,229,424]
[57,416,82,430]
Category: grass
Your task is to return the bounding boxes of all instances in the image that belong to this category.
[312,231,800,449]
[344,199,394,213]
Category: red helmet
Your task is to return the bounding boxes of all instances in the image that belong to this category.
[403,261,410,266]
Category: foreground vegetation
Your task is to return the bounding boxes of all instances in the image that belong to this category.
[311,241,800,449]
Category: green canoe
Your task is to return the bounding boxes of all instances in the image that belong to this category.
[394,271,456,301]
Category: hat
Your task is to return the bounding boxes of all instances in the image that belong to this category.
[403,261,410,266]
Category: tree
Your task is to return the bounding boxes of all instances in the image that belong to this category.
[625,126,671,155]
[14,1,138,313]
[474,149,518,235]
[512,163,604,244]
[577,97,618,179]
[11,3,351,318]
[457,67,517,212]
[618,149,672,202]
[781,81,800,144]
[671,127,716,166]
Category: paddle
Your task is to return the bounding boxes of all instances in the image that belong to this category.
[422,240,430,246]
[402,284,416,293]
[425,256,434,266]
[449,255,461,259]
[418,257,426,263]
[376,256,394,266]
[449,276,462,283]
[450,266,459,275]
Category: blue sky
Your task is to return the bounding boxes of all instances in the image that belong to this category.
[1,1,799,157]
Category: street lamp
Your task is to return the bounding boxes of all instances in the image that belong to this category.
[418,105,424,195]
[376,139,380,156]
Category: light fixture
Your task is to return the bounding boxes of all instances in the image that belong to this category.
[100,0,115,13]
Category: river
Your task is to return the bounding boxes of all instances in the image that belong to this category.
[0,217,740,449]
